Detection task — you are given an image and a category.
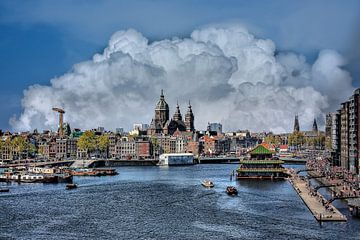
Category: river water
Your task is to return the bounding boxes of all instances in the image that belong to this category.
[1,164,359,240]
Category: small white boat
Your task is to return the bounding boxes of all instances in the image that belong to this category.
[201,180,214,188]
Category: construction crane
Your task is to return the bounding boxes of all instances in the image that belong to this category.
[52,108,65,137]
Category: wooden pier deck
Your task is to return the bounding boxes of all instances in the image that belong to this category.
[288,172,347,222]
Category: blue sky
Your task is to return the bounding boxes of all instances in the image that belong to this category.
[0,0,360,131]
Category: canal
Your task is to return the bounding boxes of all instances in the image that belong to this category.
[1,164,359,239]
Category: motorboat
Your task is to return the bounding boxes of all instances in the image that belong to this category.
[201,180,214,188]
[226,186,238,195]
[66,183,77,190]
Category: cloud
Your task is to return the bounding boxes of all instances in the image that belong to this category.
[10,25,354,133]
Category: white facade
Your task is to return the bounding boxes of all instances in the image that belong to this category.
[158,153,194,166]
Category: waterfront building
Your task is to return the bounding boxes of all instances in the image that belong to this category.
[348,89,360,173]
[340,102,349,169]
[201,135,219,155]
[109,134,118,158]
[55,138,67,160]
[175,136,187,153]
[186,140,201,156]
[156,135,177,154]
[328,88,360,173]
[158,153,194,165]
[116,140,137,159]
[236,145,287,179]
[331,112,341,166]
[67,138,78,159]
[136,140,152,159]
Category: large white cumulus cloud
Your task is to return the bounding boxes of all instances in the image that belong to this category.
[10,25,354,133]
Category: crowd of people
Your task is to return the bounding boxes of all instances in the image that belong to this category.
[306,157,360,199]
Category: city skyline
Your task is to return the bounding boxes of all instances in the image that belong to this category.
[1,0,359,133]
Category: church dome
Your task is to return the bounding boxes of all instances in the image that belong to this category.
[155,89,169,110]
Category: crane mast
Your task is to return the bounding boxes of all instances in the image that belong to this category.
[52,108,65,137]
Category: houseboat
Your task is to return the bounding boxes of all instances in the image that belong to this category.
[28,167,73,183]
[0,167,61,183]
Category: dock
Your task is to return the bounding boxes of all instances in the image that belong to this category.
[288,172,347,222]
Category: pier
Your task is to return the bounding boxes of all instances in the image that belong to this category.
[288,171,347,222]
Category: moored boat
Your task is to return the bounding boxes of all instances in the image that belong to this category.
[0,188,10,192]
[93,168,118,176]
[201,180,214,188]
[67,168,118,176]
[226,186,238,195]
[70,168,98,176]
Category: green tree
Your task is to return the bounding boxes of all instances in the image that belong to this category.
[77,131,97,158]
[264,134,281,146]
[4,138,14,160]
[28,143,37,157]
[325,137,332,150]
[151,137,160,157]
[12,136,28,160]
[97,134,110,158]
[288,131,305,150]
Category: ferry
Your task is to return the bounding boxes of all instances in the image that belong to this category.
[201,180,214,188]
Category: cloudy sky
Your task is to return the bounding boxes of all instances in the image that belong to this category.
[1,0,360,133]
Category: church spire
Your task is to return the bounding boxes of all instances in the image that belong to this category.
[160,89,164,99]
[173,101,182,121]
[312,118,318,132]
[294,115,300,132]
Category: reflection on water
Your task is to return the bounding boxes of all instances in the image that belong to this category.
[0,164,359,239]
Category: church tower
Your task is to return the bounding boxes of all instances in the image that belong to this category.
[312,118,318,132]
[294,115,300,132]
[173,102,182,121]
[185,101,195,132]
[155,89,169,127]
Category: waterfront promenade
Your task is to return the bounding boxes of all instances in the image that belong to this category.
[288,170,347,222]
